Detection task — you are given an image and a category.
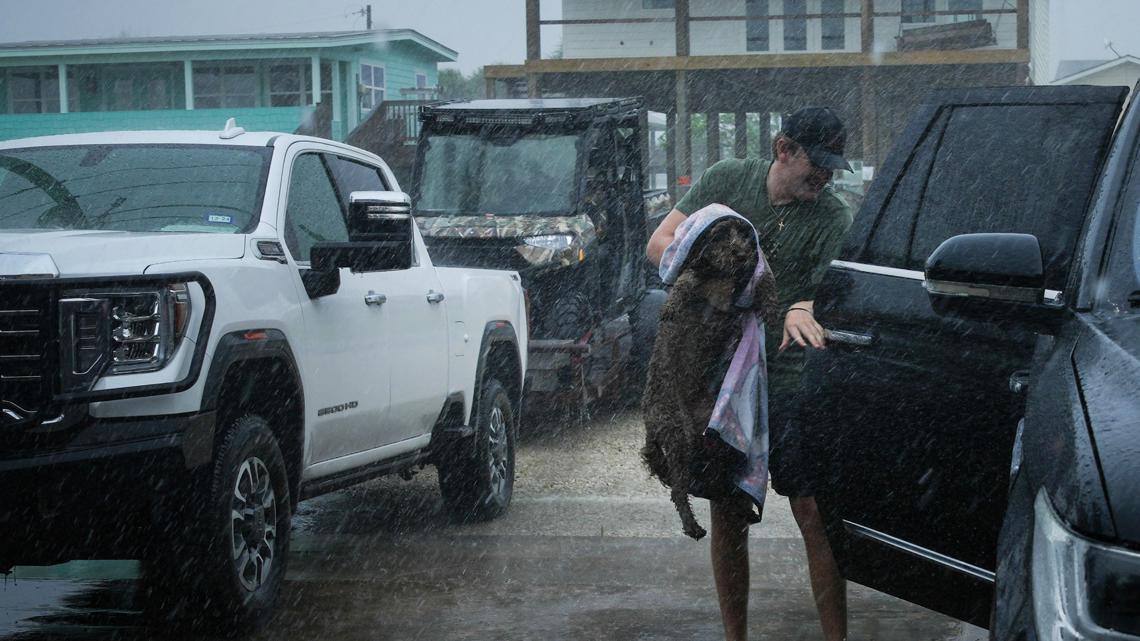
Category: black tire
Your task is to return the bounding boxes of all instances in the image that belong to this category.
[439,378,516,522]
[539,292,595,340]
[625,288,666,402]
[200,414,292,631]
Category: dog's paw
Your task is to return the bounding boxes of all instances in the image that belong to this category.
[684,523,707,540]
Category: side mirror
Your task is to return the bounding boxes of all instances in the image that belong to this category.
[301,191,416,299]
[924,233,1059,325]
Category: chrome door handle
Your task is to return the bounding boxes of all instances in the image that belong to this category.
[825,329,874,347]
[426,290,445,304]
[364,291,387,306]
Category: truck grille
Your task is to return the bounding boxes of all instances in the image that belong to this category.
[0,286,54,420]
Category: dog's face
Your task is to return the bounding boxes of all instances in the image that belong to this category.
[684,219,758,309]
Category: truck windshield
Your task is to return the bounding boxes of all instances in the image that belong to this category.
[0,144,270,233]
[416,133,579,216]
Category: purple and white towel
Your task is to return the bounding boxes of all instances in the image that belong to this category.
[659,203,771,511]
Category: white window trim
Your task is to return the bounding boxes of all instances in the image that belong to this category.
[415,71,428,90]
[359,60,386,114]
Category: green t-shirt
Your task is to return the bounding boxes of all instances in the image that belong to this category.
[674,157,853,392]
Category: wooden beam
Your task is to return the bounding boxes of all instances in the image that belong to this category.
[861,0,874,54]
[1016,0,1029,51]
[526,0,540,62]
[665,111,677,201]
[860,68,876,168]
[639,109,651,190]
[675,70,691,193]
[676,0,690,58]
[706,112,720,166]
[484,48,1029,77]
[485,76,496,99]
[734,112,747,158]
[527,73,540,98]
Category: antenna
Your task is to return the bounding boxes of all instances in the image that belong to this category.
[1105,38,1122,58]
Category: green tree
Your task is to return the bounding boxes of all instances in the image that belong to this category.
[438,68,486,100]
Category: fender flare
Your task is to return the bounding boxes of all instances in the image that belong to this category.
[471,321,524,422]
[200,329,304,415]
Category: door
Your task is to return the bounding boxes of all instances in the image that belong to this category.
[800,86,1127,625]
[283,151,391,463]
[324,153,449,443]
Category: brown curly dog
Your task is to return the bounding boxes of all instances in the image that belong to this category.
[641,217,778,540]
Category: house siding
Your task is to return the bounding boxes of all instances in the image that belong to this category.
[561,0,1019,58]
[0,106,309,142]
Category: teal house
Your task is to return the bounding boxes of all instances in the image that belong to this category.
[0,29,457,142]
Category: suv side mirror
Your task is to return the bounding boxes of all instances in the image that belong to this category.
[302,191,416,299]
[924,233,1060,324]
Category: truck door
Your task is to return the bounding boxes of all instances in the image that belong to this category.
[281,150,391,463]
[799,86,1126,625]
[325,153,449,443]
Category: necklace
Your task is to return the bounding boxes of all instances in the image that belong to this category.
[769,201,797,232]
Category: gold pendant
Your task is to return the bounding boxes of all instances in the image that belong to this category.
[778,219,785,231]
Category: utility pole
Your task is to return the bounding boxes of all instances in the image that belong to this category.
[352,5,373,30]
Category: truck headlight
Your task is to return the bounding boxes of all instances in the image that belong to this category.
[1032,490,1140,640]
[516,234,583,266]
[59,283,192,392]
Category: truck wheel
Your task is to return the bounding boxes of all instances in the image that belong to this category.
[201,414,292,630]
[439,378,516,522]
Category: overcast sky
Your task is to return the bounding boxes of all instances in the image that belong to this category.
[0,0,1135,76]
[0,0,564,74]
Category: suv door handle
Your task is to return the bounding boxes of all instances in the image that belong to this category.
[825,329,874,347]
[426,290,445,304]
[364,291,387,306]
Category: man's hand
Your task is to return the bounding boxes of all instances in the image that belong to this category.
[779,300,827,352]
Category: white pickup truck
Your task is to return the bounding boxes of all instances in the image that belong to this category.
[0,123,527,629]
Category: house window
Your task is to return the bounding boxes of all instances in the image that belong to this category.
[821,0,846,50]
[642,0,674,8]
[360,63,385,113]
[269,63,306,107]
[193,64,257,109]
[783,0,807,51]
[949,0,983,22]
[102,63,179,111]
[6,67,76,114]
[745,0,769,52]
[416,73,428,89]
[902,0,935,24]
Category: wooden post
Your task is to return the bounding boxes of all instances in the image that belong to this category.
[526,0,541,62]
[1016,0,1029,51]
[666,111,677,201]
[861,68,876,170]
[861,0,874,54]
[485,76,497,99]
[527,74,540,98]
[675,70,691,195]
[639,109,652,190]
[676,0,690,57]
[756,112,771,157]
[706,112,721,167]
[734,111,748,158]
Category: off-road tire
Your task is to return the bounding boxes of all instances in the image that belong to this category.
[539,292,595,340]
[439,378,516,522]
[201,414,292,631]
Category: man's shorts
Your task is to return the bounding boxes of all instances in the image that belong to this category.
[766,352,819,498]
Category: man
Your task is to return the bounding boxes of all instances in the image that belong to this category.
[646,106,854,641]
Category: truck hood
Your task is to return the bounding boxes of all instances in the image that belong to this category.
[416,214,596,244]
[0,231,246,277]
[1074,315,1140,544]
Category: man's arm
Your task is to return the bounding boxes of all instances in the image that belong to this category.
[779,300,828,351]
[646,208,689,267]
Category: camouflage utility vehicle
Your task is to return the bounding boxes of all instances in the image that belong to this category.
[412,98,670,408]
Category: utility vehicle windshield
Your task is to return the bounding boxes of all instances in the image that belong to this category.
[415,132,580,216]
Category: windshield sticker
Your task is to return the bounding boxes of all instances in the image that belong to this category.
[206,213,234,225]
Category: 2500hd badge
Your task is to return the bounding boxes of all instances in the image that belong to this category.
[317,401,359,417]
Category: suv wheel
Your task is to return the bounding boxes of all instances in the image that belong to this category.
[204,414,292,629]
[439,378,516,522]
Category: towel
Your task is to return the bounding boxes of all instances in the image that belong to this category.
[658,203,771,512]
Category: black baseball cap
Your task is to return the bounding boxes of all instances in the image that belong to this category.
[781,106,853,172]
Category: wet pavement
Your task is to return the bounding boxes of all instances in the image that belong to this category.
[0,408,987,640]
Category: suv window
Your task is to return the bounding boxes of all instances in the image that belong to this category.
[284,153,347,262]
[326,155,388,205]
[859,103,1115,290]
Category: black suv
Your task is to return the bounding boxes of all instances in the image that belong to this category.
[801,85,1140,639]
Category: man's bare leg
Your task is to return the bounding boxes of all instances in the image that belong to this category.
[790,496,847,641]
[711,501,751,641]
